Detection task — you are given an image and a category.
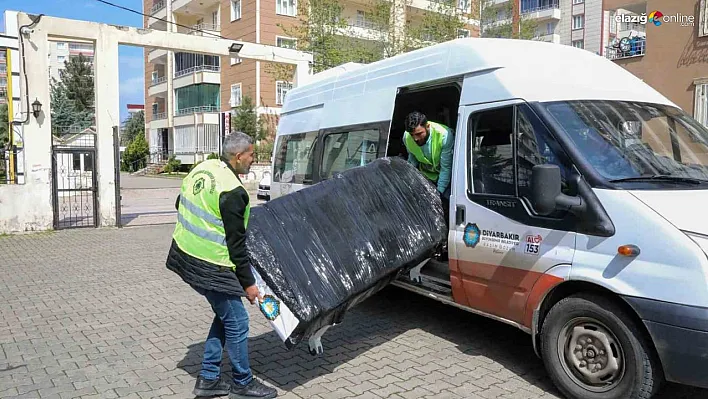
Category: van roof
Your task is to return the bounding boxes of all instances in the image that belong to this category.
[282,37,676,118]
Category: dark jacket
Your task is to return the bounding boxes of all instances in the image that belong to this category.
[165,158,256,297]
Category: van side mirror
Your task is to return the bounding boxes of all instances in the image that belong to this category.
[530,164,584,216]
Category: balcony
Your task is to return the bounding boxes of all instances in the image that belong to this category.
[148,76,168,97]
[172,0,220,15]
[174,106,220,127]
[150,112,169,129]
[521,3,561,21]
[337,20,382,41]
[173,65,221,88]
[149,1,167,21]
[152,112,167,121]
[536,33,561,43]
[189,23,220,37]
[148,48,168,64]
[606,37,646,60]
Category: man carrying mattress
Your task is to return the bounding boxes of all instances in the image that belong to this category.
[166,131,278,399]
[402,111,454,226]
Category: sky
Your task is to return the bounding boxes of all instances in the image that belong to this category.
[0,0,146,122]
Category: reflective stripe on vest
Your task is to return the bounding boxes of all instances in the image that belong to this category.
[404,121,448,182]
[172,159,249,268]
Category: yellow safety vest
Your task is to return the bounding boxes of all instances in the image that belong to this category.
[172,159,250,269]
[403,121,449,182]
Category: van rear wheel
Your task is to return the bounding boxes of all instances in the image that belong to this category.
[540,293,662,399]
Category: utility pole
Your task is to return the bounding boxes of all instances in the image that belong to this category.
[512,0,520,39]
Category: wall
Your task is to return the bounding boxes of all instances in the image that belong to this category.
[221,0,258,111]
[604,0,708,115]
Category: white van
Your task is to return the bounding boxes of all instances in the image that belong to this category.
[268,38,708,399]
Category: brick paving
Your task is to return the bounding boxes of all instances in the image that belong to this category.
[0,225,706,399]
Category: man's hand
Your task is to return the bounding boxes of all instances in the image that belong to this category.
[245,285,263,305]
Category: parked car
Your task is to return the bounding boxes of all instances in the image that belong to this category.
[257,173,270,200]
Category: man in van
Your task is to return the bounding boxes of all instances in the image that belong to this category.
[167,131,278,399]
[403,111,454,222]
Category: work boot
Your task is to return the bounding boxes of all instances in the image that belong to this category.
[193,375,231,397]
[229,378,278,399]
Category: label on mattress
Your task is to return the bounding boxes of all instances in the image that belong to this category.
[251,266,299,342]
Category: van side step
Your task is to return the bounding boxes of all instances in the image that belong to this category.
[406,258,452,296]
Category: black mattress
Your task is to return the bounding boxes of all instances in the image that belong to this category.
[246,157,447,349]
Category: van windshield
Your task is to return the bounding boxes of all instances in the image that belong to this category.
[540,100,708,185]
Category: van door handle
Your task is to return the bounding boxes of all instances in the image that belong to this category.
[455,205,466,226]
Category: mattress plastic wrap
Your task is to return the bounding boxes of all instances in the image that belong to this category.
[246,157,447,349]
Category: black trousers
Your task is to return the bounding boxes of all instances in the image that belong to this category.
[426,179,451,229]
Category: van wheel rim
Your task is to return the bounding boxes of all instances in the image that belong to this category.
[557,317,626,392]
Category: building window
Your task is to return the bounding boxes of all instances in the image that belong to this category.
[276,81,293,105]
[73,153,82,171]
[695,82,708,128]
[457,0,470,12]
[573,0,584,4]
[56,42,67,50]
[230,83,242,107]
[277,0,296,17]
[457,29,470,38]
[609,11,617,34]
[276,36,297,49]
[212,10,219,26]
[57,55,66,64]
[231,0,241,21]
[573,15,584,30]
[174,52,220,76]
[572,40,584,48]
[546,22,554,34]
[175,83,221,114]
[700,0,708,37]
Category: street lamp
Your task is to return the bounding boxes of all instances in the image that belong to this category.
[31,98,42,118]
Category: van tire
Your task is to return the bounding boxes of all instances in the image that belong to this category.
[540,293,663,399]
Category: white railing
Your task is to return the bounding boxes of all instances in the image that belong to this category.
[150,1,165,14]
[190,23,220,33]
[152,112,167,121]
[174,65,221,78]
[151,76,167,86]
[606,37,646,60]
[521,2,560,14]
[175,106,219,116]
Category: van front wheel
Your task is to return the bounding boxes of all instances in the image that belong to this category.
[540,293,662,399]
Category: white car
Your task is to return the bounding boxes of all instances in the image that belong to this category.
[257,173,270,200]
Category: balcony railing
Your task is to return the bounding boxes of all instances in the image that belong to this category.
[174,65,221,78]
[606,37,646,60]
[175,106,219,116]
[151,76,167,86]
[190,23,220,33]
[521,2,560,14]
[152,112,167,121]
[150,1,165,14]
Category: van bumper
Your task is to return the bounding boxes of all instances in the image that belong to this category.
[622,296,708,389]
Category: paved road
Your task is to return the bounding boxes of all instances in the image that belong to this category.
[119,173,264,227]
[1,225,706,398]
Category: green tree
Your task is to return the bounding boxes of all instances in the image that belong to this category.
[121,110,145,146]
[121,133,150,172]
[50,79,93,131]
[231,95,266,142]
[0,103,7,147]
[57,54,95,113]
[480,0,538,39]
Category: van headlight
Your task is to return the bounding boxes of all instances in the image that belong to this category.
[685,231,708,257]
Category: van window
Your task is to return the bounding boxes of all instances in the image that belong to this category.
[470,106,516,196]
[272,132,318,184]
[470,104,572,199]
[320,129,379,179]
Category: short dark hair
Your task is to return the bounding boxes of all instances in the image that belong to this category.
[404,111,427,132]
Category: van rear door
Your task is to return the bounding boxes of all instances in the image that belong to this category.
[451,100,577,328]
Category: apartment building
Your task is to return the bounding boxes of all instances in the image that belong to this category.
[143,0,479,165]
[483,0,617,55]
[0,50,7,105]
[603,0,708,127]
[48,41,95,82]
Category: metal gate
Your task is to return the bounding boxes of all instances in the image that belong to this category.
[52,130,98,229]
